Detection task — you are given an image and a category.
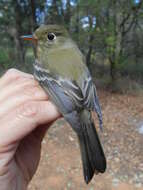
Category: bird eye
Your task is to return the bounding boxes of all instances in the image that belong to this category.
[47,33,56,41]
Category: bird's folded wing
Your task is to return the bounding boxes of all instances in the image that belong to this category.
[34,62,103,130]
[82,77,103,130]
[34,64,84,113]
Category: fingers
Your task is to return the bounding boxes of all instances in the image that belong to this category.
[0,68,61,146]
[0,101,60,146]
[0,68,34,90]
[0,70,48,117]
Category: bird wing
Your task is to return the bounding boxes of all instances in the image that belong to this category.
[34,63,86,134]
[34,61,84,107]
[34,61,103,130]
[82,76,103,130]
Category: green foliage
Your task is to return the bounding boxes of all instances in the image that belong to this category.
[0,0,143,93]
[117,60,143,80]
[0,48,14,76]
[0,48,9,65]
[106,36,115,47]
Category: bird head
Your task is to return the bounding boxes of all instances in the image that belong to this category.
[21,25,69,51]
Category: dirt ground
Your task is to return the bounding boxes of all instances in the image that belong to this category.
[28,90,143,190]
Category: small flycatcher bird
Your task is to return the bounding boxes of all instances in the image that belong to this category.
[22,25,106,184]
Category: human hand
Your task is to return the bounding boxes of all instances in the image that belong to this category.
[0,69,60,190]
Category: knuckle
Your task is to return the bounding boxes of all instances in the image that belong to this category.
[16,76,36,88]
[23,86,37,98]
[5,68,20,80]
[21,80,46,99]
[6,68,19,75]
[16,101,38,119]
[22,82,39,97]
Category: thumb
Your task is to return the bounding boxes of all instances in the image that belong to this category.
[0,101,60,146]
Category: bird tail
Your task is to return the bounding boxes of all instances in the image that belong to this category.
[77,110,106,184]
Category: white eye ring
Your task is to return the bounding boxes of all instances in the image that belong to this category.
[47,33,56,41]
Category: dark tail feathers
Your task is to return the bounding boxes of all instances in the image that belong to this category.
[78,112,106,184]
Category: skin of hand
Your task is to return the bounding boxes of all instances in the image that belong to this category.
[0,69,60,190]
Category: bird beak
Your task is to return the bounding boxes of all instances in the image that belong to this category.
[21,35,37,43]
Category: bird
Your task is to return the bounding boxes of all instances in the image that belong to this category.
[22,24,106,184]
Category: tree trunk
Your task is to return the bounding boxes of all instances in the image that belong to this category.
[30,0,37,57]
[30,0,37,30]
[114,8,123,66]
[13,0,25,65]
[86,34,94,67]
[86,16,94,68]
[109,57,116,81]
[75,3,80,44]
[64,0,71,30]
[109,1,122,81]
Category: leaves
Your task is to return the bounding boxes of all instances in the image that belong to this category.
[0,0,143,80]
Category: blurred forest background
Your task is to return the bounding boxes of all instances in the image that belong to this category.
[1,1,143,190]
[0,0,143,93]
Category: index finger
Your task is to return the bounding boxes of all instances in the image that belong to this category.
[0,69,34,89]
